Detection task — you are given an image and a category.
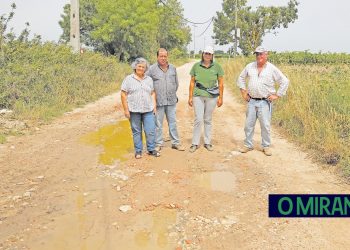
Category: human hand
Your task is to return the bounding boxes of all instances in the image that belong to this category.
[268,94,279,102]
[188,97,193,107]
[217,97,223,107]
[241,91,250,102]
[124,110,130,119]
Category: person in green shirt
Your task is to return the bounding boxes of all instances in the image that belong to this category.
[188,46,224,153]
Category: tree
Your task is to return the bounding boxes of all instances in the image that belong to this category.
[157,0,191,52]
[213,0,299,55]
[0,3,16,52]
[59,0,191,61]
[91,0,160,61]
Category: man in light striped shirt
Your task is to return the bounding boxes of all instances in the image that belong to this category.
[237,46,289,156]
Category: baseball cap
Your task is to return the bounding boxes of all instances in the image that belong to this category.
[253,46,268,54]
[203,46,214,54]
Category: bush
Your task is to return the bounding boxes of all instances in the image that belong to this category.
[0,41,128,121]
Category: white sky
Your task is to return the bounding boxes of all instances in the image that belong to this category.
[181,0,350,53]
[1,0,350,53]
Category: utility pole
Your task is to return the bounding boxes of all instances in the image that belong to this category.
[70,0,80,53]
[204,37,206,49]
[193,24,196,58]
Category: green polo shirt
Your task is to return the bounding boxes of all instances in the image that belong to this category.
[190,61,224,97]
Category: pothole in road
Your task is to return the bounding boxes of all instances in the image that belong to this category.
[119,207,179,249]
[194,171,237,193]
[80,120,133,164]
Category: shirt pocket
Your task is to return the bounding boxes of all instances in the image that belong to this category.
[167,73,176,82]
[167,73,177,91]
[250,70,259,78]
[153,74,164,81]
[260,73,274,88]
[128,84,139,94]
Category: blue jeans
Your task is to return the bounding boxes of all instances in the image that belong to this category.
[129,111,156,154]
[155,104,180,146]
[244,99,272,148]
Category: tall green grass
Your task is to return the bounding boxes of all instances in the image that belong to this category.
[222,57,350,179]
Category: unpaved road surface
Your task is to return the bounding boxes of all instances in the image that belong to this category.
[1,62,349,250]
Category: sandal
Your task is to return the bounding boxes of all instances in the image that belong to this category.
[135,153,142,159]
[147,150,160,157]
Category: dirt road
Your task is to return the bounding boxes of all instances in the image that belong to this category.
[1,62,349,250]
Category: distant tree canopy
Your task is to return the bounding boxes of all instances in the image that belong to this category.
[59,0,191,61]
[213,0,299,55]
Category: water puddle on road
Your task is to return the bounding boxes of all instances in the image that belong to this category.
[194,171,237,193]
[118,207,178,249]
[28,198,179,250]
[30,193,94,250]
[80,120,133,164]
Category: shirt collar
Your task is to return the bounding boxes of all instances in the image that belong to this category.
[132,73,147,80]
[200,60,214,68]
[157,63,169,72]
[255,61,269,69]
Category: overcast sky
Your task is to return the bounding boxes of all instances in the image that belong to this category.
[1,0,350,53]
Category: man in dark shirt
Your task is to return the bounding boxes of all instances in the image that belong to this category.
[147,48,185,151]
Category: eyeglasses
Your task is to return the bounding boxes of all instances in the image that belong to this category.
[204,52,212,55]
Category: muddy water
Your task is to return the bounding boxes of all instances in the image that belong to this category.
[80,120,133,164]
[31,193,96,250]
[194,171,237,193]
[31,205,178,250]
[118,207,178,249]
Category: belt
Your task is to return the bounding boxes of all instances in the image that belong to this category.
[250,97,267,100]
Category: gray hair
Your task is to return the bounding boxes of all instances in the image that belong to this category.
[131,57,149,72]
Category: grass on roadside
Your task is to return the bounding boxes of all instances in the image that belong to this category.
[0,42,130,143]
[0,42,129,122]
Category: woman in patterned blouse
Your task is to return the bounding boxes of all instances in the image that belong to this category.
[121,58,161,159]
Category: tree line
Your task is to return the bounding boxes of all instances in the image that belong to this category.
[213,0,298,55]
[59,0,191,61]
[59,0,299,60]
